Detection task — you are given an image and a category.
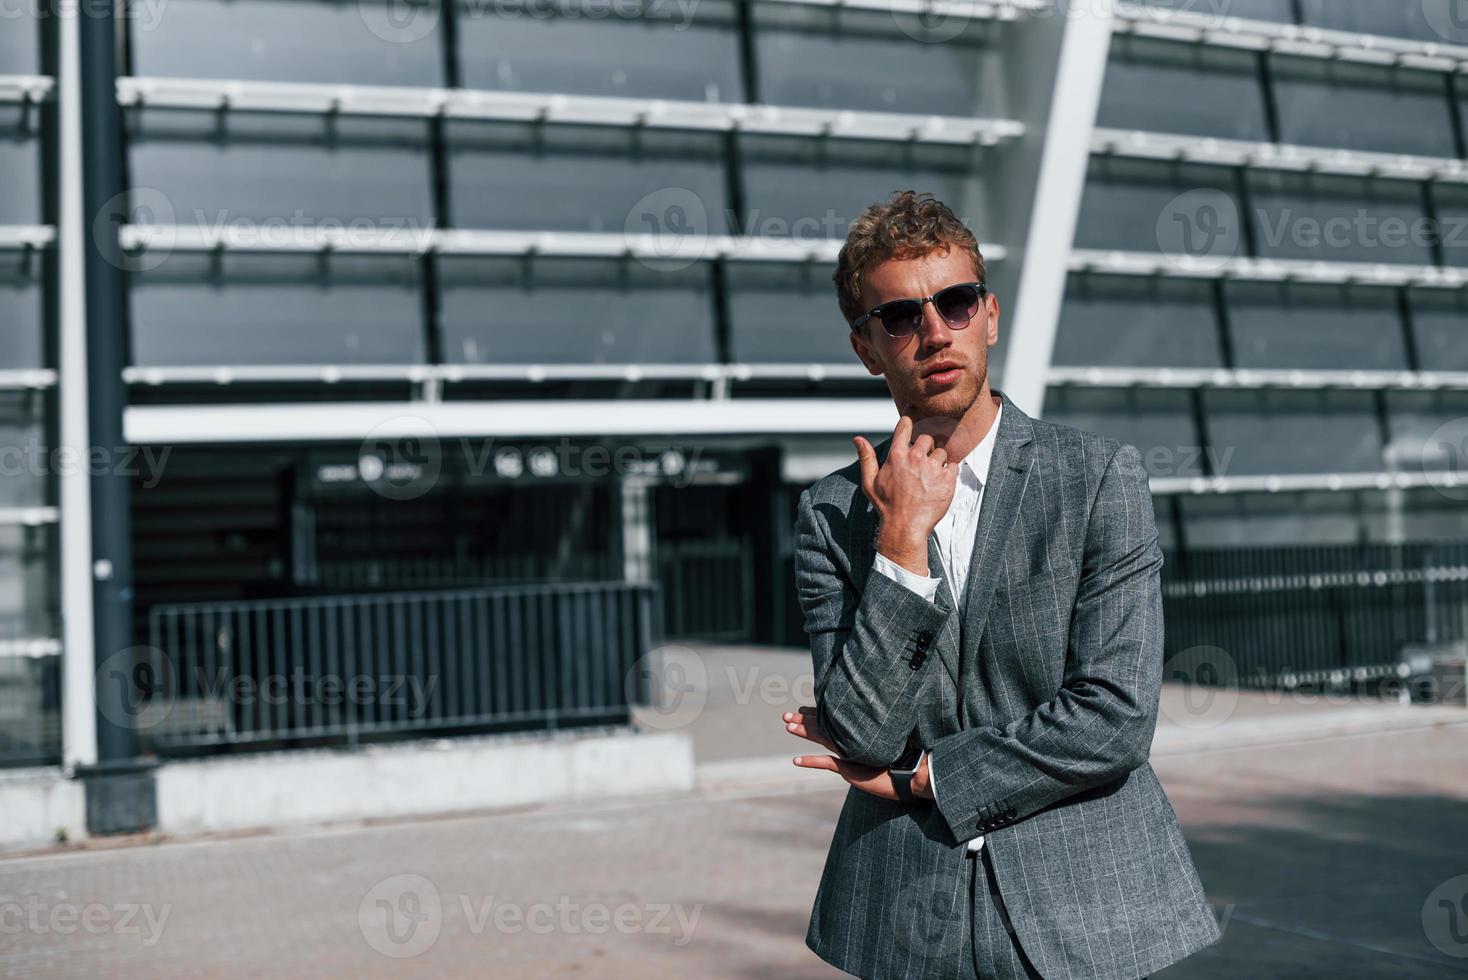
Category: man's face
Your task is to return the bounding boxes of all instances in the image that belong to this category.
[848,247,1000,420]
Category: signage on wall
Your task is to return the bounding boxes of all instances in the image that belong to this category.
[305,440,746,494]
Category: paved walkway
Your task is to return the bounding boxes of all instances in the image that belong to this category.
[665,644,1468,789]
[2,645,1467,978]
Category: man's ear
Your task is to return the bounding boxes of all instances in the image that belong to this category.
[849,327,884,376]
[985,293,1001,348]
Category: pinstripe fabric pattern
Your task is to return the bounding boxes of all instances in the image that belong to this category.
[795,389,1221,979]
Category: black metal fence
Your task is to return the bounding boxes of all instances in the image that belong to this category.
[656,538,754,642]
[1162,542,1468,688]
[140,581,661,755]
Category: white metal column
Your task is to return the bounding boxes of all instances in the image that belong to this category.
[999,0,1115,418]
[57,0,97,771]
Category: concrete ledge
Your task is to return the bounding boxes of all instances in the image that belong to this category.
[155,726,694,836]
[0,767,87,852]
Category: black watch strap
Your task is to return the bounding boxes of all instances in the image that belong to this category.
[891,748,926,804]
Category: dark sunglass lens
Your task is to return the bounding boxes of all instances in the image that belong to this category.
[879,300,924,337]
[934,284,981,325]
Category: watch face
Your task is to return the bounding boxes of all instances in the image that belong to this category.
[892,744,923,773]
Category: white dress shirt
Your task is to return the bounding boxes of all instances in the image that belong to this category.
[871,401,1001,851]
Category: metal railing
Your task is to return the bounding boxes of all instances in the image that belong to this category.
[656,538,755,642]
[141,581,661,754]
[1162,541,1468,688]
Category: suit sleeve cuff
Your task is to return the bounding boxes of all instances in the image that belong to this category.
[872,551,941,603]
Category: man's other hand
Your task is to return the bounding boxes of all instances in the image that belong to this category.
[784,706,932,801]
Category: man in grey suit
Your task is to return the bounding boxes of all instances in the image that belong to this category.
[783,190,1221,979]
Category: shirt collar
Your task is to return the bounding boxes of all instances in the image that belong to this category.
[958,401,1002,487]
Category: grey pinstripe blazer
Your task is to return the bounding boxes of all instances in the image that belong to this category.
[795,389,1221,980]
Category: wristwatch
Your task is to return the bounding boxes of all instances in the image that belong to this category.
[890,741,927,804]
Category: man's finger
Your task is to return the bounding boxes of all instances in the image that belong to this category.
[786,721,836,751]
[792,754,841,772]
[853,436,878,501]
[893,413,912,448]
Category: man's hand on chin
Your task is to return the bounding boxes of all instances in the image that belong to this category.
[782,706,933,801]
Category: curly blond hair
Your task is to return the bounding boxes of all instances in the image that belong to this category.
[832,190,986,330]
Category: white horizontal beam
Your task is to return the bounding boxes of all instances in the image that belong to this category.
[124,399,906,442]
[0,370,57,390]
[1092,127,1468,183]
[0,507,59,526]
[122,362,877,385]
[0,226,56,250]
[121,401,1468,500]
[1114,2,1468,71]
[118,224,1008,263]
[771,0,1044,16]
[118,76,1027,146]
[0,75,54,104]
[0,637,62,660]
[1048,366,1468,391]
[1150,470,1468,496]
[1069,248,1466,288]
[125,364,424,385]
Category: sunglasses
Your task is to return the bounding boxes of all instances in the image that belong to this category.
[851,281,989,339]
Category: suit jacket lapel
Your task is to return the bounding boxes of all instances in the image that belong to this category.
[957,392,1035,713]
[926,534,962,686]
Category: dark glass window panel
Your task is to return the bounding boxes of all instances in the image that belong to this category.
[1098,37,1270,141]
[1074,157,1240,255]
[126,109,435,227]
[1245,171,1434,266]
[0,392,47,509]
[1132,0,1294,21]
[1042,387,1203,480]
[1367,489,1468,541]
[130,253,424,366]
[1298,0,1447,43]
[437,256,717,364]
[0,105,40,226]
[457,0,742,102]
[1431,183,1468,270]
[1055,275,1223,368]
[0,249,44,369]
[1383,390,1468,474]
[130,0,444,85]
[0,14,38,74]
[1223,281,1408,371]
[0,525,55,642]
[446,121,730,235]
[1408,288,1468,371]
[753,5,1002,116]
[740,135,985,244]
[1202,388,1381,475]
[1177,491,1364,547]
[725,263,858,363]
[1272,57,1457,158]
